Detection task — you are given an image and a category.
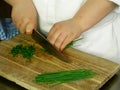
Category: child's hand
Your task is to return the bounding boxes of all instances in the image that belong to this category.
[11,0,37,35]
[47,18,83,51]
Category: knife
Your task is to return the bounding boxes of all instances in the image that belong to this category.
[32,30,71,63]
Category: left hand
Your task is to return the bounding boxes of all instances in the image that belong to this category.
[10,0,37,35]
[47,18,83,51]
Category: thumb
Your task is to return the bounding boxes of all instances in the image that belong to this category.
[26,22,36,35]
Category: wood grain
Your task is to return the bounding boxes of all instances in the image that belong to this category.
[0,34,119,90]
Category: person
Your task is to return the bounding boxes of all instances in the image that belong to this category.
[0,18,19,40]
[5,0,120,64]
[0,1,19,40]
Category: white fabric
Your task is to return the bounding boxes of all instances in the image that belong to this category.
[109,0,120,13]
[33,0,120,64]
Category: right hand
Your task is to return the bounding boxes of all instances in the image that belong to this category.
[11,0,37,35]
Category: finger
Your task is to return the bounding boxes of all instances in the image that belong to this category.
[47,28,60,45]
[12,18,20,32]
[19,18,30,34]
[17,21,25,34]
[47,26,56,41]
[12,18,20,30]
[12,18,26,34]
[60,34,75,51]
[25,22,35,35]
[54,33,67,51]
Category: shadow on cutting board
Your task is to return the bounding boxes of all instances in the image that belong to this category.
[0,76,27,90]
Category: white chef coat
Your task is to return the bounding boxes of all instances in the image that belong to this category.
[33,0,120,64]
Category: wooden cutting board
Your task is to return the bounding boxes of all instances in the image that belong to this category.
[0,34,119,90]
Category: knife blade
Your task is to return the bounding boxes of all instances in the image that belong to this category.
[32,30,71,63]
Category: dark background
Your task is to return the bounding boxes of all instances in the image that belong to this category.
[0,0,12,18]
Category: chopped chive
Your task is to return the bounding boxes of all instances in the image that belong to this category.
[35,69,97,85]
[11,44,36,60]
[65,38,83,49]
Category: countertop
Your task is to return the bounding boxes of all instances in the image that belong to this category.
[100,70,120,90]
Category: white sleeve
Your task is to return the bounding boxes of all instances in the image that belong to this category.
[109,0,120,13]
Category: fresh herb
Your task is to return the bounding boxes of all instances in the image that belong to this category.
[35,69,97,85]
[11,44,36,59]
[40,38,83,54]
[11,44,23,57]
[65,38,83,49]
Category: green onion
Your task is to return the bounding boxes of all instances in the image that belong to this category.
[35,69,97,85]
[65,38,83,49]
[40,38,83,54]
